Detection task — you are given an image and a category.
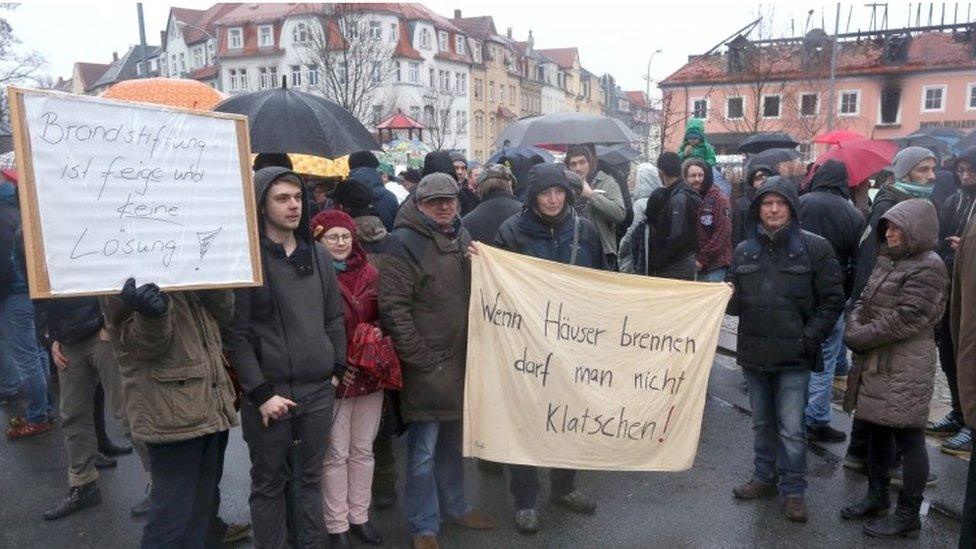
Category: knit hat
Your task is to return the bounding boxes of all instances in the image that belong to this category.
[422,151,455,177]
[889,147,937,181]
[310,209,357,241]
[348,150,380,170]
[377,162,396,179]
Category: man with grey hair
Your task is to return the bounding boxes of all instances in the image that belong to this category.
[462,164,523,243]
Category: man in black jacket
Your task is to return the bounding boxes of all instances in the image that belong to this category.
[223,166,347,548]
[798,160,865,443]
[462,164,523,243]
[644,152,700,279]
[727,176,844,524]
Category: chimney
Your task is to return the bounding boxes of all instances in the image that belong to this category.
[112,51,119,62]
[506,27,512,39]
[454,9,461,19]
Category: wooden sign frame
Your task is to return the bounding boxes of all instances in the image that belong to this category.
[8,86,263,298]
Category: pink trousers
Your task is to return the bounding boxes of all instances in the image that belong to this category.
[322,390,384,533]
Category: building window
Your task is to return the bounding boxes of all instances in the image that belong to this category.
[489,81,495,102]
[307,64,319,86]
[345,21,360,39]
[371,62,381,84]
[293,23,308,44]
[229,28,243,49]
[178,52,186,72]
[390,23,398,42]
[442,109,451,133]
[968,84,976,110]
[474,78,482,100]
[207,41,214,64]
[438,31,448,52]
[258,66,278,89]
[192,46,204,69]
[455,73,466,94]
[475,113,484,137]
[372,105,383,125]
[692,98,708,119]
[394,61,401,83]
[499,85,505,104]
[456,35,466,55]
[229,68,248,91]
[408,62,419,84]
[438,70,450,93]
[880,87,901,124]
[429,68,435,87]
[473,42,482,63]
[800,93,818,116]
[290,65,302,87]
[409,106,421,120]
[762,95,781,118]
[337,62,347,85]
[456,109,466,133]
[489,113,495,138]
[419,28,431,49]
[922,85,946,112]
[726,96,744,119]
[839,90,860,116]
[258,25,274,48]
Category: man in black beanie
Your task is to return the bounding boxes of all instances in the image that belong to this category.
[348,150,380,171]
[347,150,399,231]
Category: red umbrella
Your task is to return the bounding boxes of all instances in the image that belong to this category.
[812,139,898,187]
[346,323,401,390]
[814,129,865,146]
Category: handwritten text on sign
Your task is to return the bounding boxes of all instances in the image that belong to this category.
[463,246,731,471]
[20,91,255,295]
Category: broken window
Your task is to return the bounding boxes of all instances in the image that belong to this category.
[880,87,901,124]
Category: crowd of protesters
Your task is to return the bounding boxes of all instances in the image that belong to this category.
[1,114,976,548]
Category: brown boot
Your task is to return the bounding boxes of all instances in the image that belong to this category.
[732,480,776,500]
[411,535,439,549]
[783,496,808,523]
[449,509,496,529]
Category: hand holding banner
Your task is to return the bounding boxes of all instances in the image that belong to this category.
[463,246,732,471]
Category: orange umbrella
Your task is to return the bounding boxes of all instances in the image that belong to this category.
[102,77,227,110]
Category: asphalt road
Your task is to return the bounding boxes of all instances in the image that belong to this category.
[0,354,964,548]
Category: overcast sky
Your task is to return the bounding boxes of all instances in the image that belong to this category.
[8,1,966,93]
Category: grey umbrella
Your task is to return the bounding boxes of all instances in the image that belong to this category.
[744,148,800,173]
[493,112,638,148]
[737,132,799,154]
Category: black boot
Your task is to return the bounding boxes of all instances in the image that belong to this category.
[840,477,890,520]
[863,492,922,539]
[43,482,102,520]
[94,384,132,456]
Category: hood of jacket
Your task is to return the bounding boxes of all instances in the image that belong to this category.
[348,166,386,197]
[878,198,939,256]
[684,118,707,142]
[633,163,662,201]
[808,160,851,199]
[747,176,800,234]
[523,163,576,215]
[354,214,388,243]
[253,166,312,246]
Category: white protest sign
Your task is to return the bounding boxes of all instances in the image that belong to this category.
[463,246,732,472]
[9,87,261,297]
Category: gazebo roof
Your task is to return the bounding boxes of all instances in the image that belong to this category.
[377,111,425,130]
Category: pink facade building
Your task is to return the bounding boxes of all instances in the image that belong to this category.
[659,24,976,156]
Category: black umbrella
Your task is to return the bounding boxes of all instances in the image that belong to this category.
[910,126,964,140]
[744,148,800,173]
[955,129,976,155]
[493,112,638,148]
[596,144,642,167]
[737,132,799,154]
[214,86,378,158]
[486,146,553,165]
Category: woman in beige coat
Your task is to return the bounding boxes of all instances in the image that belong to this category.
[841,198,948,540]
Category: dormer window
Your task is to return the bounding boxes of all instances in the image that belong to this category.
[456,35,466,55]
[258,25,274,47]
[438,31,448,52]
[229,28,243,49]
[420,28,431,49]
[293,23,308,44]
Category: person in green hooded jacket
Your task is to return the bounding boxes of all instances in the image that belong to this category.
[679,118,717,166]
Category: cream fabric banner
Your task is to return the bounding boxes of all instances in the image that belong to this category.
[463,246,732,472]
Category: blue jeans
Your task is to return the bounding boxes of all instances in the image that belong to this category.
[406,420,470,536]
[742,368,809,496]
[0,293,51,422]
[697,266,728,282]
[806,315,845,427]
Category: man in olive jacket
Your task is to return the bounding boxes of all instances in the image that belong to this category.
[726,176,844,524]
[380,173,495,549]
[101,283,238,549]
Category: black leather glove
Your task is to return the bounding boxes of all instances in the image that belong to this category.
[120,278,169,318]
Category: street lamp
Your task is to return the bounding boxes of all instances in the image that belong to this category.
[175,20,221,92]
[643,48,663,158]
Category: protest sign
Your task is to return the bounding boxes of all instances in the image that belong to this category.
[8,87,261,298]
[463,246,732,472]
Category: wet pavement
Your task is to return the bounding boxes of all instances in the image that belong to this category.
[0,352,965,548]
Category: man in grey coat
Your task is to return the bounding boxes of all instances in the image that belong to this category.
[223,167,347,548]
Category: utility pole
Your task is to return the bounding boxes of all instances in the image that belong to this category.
[827,2,841,131]
[137,3,149,78]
